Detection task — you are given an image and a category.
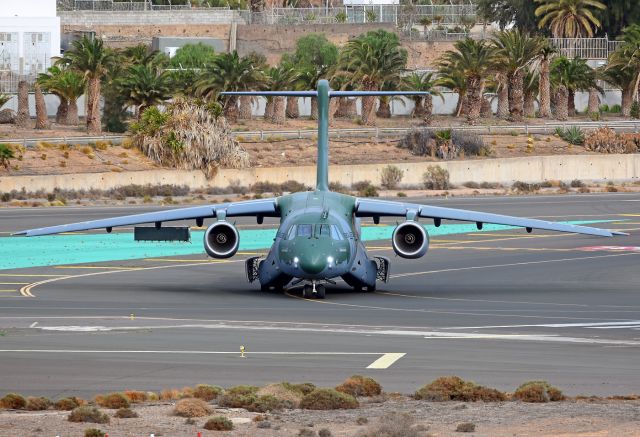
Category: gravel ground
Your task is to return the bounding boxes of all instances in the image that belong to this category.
[1,397,639,437]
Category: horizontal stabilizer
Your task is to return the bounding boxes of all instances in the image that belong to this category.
[221,90,429,98]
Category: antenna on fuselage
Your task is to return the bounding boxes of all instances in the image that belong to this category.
[221,83,428,192]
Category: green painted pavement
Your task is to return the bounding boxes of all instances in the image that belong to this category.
[0,220,618,270]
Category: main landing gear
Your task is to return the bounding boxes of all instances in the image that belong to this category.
[302,281,325,299]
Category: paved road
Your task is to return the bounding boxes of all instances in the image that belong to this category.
[0,193,638,398]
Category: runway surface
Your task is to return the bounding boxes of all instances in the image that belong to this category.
[0,193,638,398]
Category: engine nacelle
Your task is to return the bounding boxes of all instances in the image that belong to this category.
[204,222,239,259]
[392,221,429,259]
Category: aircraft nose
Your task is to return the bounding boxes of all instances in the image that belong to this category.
[299,254,326,275]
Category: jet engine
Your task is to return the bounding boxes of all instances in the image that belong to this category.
[392,221,429,259]
[204,222,239,258]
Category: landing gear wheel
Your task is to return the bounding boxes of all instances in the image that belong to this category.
[365,284,376,292]
[315,284,326,299]
[302,284,314,299]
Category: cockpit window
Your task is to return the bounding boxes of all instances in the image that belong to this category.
[297,224,313,238]
[330,224,344,240]
[286,225,297,240]
[316,224,330,237]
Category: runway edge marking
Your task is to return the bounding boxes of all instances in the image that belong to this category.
[366,353,406,369]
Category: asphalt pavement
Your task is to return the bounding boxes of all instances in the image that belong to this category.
[0,192,638,398]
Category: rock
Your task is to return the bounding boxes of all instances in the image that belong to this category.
[0,108,15,124]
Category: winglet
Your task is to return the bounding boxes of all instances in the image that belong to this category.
[612,231,630,236]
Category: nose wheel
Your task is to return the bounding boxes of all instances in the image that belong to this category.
[302,282,325,299]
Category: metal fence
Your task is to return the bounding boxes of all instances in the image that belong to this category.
[0,73,37,94]
[59,0,193,11]
[549,37,624,60]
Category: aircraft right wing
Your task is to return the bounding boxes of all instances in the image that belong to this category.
[14,198,279,237]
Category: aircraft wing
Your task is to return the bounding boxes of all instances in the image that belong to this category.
[14,198,279,237]
[355,198,627,238]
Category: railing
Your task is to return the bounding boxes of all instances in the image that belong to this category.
[0,72,38,94]
[6,121,640,148]
[61,0,193,11]
[549,37,624,60]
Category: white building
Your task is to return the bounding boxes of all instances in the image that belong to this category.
[0,0,61,77]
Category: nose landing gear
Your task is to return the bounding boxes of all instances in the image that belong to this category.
[302,281,326,299]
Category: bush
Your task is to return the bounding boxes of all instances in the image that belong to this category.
[414,376,506,402]
[380,165,404,189]
[399,128,436,156]
[451,130,491,157]
[84,428,105,437]
[423,166,450,190]
[25,396,51,411]
[352,181,379,197]
[193,384,222,401]
[54,397,82,410]
[174,398,211,417]
[256,383,306,408]
[300,388,359,410]
[555,126,585,145]
[584,127,636,153]
[95,392,130,409]
[456,422,476,432]
[610,104,622,113]
[0,393,26,409]
[335,375,382,397]
[68,406,110,424]
[204,416,234,431]
[114,407,138,418]
[513,381,564,402]
[356,411,421,437]
[631,101,640,119]
[248,394,287,412]
[512,181,540,193]
[123,390,147,403]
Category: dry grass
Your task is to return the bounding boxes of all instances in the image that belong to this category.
[25,396,51,411]
[84,428,105,437]
[114,407,139,418]
[160,389,182,401]
[257,383,305,408]
[203,416,233,431]
[415,376,506,402]
[173,398,211,418]
[336,375,382,397]
[513,381,564,403]
[68,406,110,424]
[355,411,421,437]
[123,390,147,403]
[54,397,83,411]
[456,422,476,432]
[0,393,26,409]
[299,388,359,410]
[218,385,259,409]
[95,392,130,409]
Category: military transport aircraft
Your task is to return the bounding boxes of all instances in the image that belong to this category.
[15,80,626,299]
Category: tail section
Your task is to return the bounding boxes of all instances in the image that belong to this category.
[222,84,428,192]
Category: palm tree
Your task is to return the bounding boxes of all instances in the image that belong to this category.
[34,83,50,130]
[538,44,556,118]
[337,30,408,126]
[523,69,540,118]
[534,0,606,38]
[551,56,599,116]
[38,65,86,125]
[266,63,300,125]
[119,64,172,119]
[436,65,468,118]
[376,80,400,119]
[15,80,30,128]
[495,73,510,119]
[438,38,495,125]
[607,24,640,110]
[239,52,268,120]
[492,29,546,121]
[601,63,636,117]
[401,72,442,123]
[555,84,569,120]
[61,36,116,134]
[195,51,267,123]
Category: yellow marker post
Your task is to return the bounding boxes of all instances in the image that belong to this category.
[130,313,135,321]
[240,345,246,358]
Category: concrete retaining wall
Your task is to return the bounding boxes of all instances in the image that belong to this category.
[2,154,638,193]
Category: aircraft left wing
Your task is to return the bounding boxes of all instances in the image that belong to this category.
[355,198,627,237]
[14,198,279,237]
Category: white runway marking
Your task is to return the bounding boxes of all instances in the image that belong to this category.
[447,321,640,330]
[366,353,406,369]
[29,322,38,328]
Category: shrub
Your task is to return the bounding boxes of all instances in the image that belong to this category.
[280,180,309,193]
[584,127,636,153]
[399,128,436,156]
[352,181,379,197]
[0,393,26,409]
[257,383,306,408]
[451,130,491,157]
[54,397,81,410]
[248,394,287,412]
[114,407,138,418]
[300,388,359,410]
[356,411,421,437]
[380,165,404,189]
[281,382,316,396]
[631,101,640,119]
[335,375,382,397]
[123,390,147,403]
[513,381,564,402]
[68,406,110,424]
[218,385,258,409]
[96,392,130,409]
[357,416,369,425]
[423,166,450,190]
[397,191,407,197]
[318,429,333,437]
[456,422,476,432]
[570,179,585,188]
[25,396,51,411]
[84,428,105,437]
[512,181,540,193]
[193,384,222,401]
[204,416,234,431]
[555,126,584,145]
[174,398,211,417]
[0,143,16,169]
[610,104,622,113]
[414,376,506,402]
